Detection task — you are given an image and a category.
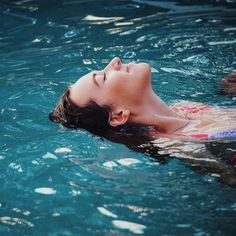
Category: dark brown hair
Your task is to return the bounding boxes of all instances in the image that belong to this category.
[49,88,113,133]
[49,88,153,143]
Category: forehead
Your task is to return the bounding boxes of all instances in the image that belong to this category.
[69,72,93,107]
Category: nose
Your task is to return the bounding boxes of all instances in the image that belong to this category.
[104,57,121,71]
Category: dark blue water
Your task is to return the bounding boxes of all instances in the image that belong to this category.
[1,0,236,235]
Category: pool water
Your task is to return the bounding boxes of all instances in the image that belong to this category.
[1,0,236,235]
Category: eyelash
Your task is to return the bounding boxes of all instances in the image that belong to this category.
[93,72,106,82]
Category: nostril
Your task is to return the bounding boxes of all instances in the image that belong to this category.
[116,57,121,69]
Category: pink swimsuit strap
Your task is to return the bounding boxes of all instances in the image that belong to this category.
[188,133,209,139]
[175,105,213,114]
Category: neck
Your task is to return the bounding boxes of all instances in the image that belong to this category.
[130,90,189,134]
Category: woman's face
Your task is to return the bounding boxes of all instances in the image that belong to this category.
[70,57,151,111]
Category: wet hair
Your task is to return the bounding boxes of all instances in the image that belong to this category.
[49,88,113,134]
[49,88,154,138]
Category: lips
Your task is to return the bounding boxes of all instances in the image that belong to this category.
[126,64,129,73]
[127,63,133,73]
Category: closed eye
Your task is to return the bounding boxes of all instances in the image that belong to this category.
[92,72,99,87]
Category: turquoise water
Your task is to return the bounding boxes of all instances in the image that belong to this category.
[1,0,236,235]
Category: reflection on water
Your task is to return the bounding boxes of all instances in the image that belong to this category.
[151,137,236,186]
[1,0,236,235]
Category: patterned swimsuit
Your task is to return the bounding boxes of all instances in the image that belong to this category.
[189,128,236,139]
[172,103,236,139]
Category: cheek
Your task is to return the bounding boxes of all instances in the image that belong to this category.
[98,77,127,105]
[109,80,125,94]
[104,80,125,101]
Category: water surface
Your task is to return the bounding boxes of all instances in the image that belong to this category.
[1,0,236,235]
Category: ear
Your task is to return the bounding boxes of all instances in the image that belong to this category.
[108,109,130,127]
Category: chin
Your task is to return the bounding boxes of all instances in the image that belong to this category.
[131,62,151,90]
[137,62,151,81]
[140,62,151,73]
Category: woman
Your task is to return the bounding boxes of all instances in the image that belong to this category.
[49,57,236,186]
[49,57,236,140]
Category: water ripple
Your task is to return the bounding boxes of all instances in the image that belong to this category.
[2,8,37,25]
[1,0,236,235]
[0,216,34,228]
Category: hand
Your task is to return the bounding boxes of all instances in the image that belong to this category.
[219,71,236,94]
